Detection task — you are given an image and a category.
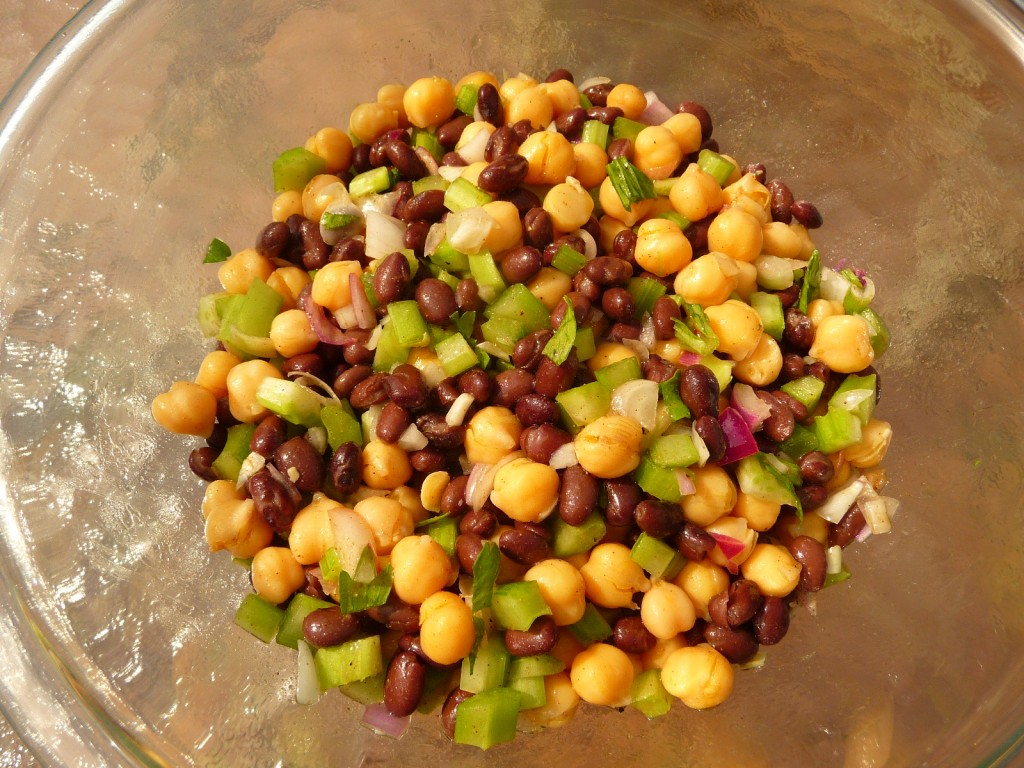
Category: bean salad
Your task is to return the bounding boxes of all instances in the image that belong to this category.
[151,67,898,749]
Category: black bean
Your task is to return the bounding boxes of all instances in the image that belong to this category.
[328,442,361,495]
[188,447,218,482]
[784,308,815,352]
[441,689,473,740]
[455,278,483,312]
[498,527,552,565]
[693,414,727,463]
[707,592,730,627]
[273,437,325,494]
[255,221,290,259]
[650,296,680,341]
[758,390,795,442]
[601,287,635,322]
[679,101,713,141]
[441,150,467,167]
[457,368,493,403]
[476,82,503,126]
[342,335,375,366]
[522,207,554,249]
[410,448,446,474]
[798,451,834,484]
[797,483,829,511]
[484,125,518,161]
[559,465,599,526]
[433,377,460,410]
[555,106,587,138]
[366,597,421,634]
[387,364,428,409]
[582,82,612,107]
[504,615,558,656]
[752,596,789,645]
[331,236,366,264]
[442,475,471,517]
[679,364,720,418]
[251,414,287,457]
[302,607,362,648]
[455,532,484,573]
[775,284,801,309]
[791,200,823,228]
[215,396,237,428]
[830,502,867,549]
[606,137,633,163]
[350,142,372,174]
[684,217,712,254]
[415,278,458,324]
[704,623,758,664]
[604,479,642,527]
[500,186,541,218]
[494,368,535,407]
[586,105,623,125]
[572,271,601,302]
[520,424,572,464]
[376,402,411,443]
[726,579,763,627]
[402,188,446,223]
[510,119,535,144]
[634,499,684,539]
[780,352,808,382]
[478,154,529,195]
[550,292,590,329]
[545,68,574,83]
[612,228,638,264]
[333,365,372,400]
[742,162,768,184]
[612,615,656,654]
[282,352,325,378]
[499,245,543,284]
[789,535,827,592]
[582,255,632,286]
[385,139,428,180]
[767,179,794,224]
[374,251,411,305]
[533,352,577,398]
[349,371,390,408]
[459,505,496,537]
[773,389,809,422]
[206,422,227,453]
[437,114,473,149]
[674,521,716,562]
[383,650,426,717]
[643,355,677,384]
[416,412,465,450]
[515,393,558,426]
[247,469,297,533]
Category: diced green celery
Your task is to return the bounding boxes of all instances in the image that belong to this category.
[444,177,493,213]
[551,243,588,275]
[480,315,528,354]
[813,406,863,454]
[430,266,460,291]
[468,252,507,298]
[453,687,522,750]
[551,512,607,558]
[203,237,231,264]
[197,291,231,337]
[372,321,410,372]
[648,433,699,468]
[461,632,511,693]
[320,405,363,450]
[573,325,596,362]
[412,129,445,163]
[491,581,553,632]
[483,283,551,331]
[652,210,691,230]
[630,532,685,580]
[556,381,612,430]
[276,594,334,650]
[429,239,471,273]
[218,277,283,359]
[829,373,876,425]
[434,332,480,377]
[412,174,450,196]
[256,378,325,428]
[634,457,684,502]
[580,119,610,149]
[652,176,680,197]
[509,674,547,710]
[594,356,643,390]
[840,270,875,313]
[455,83,479,115]
[568,603,612,645]
[658,372,691,421]
[509,654,565,680]
[423,515,459,556]
[349,166,395,198]
[319,547,342,582]
[780,375,826,413]
[234,593,285,643]
[750,291,785,340]
[754,255,799,291]
[697,148,736,186]
[273,147,327,193]
[857,307,891,357]
[606,155,655,211]
[797,250,821,313]
[338,671,386,705]
[673,302,719,356]
[627,276,668,319]
[735,453,800,507]
[630,668,673,719]
[387,300,430,347]
[314,635,383,690]
[211,423,256,482]
[778,423,819,459]
[611,116,646,144]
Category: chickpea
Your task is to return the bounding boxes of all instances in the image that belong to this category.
[269,309,318,359]
[732,491,782,532]
[707,206,764,263]
[633,125,683,181]
[225,359,282,424]
[669,163,725,222]
[518,131,576,186]
[352,496,414,555]
[723,173,771,215]
[809,314,874,374]
[542,177,595,234]
[301,174,346,222]
[661,112,703,155]
[361,440,413,490]
[465,406,523,465]
[661,645,734,709]
[525,559,587,626]
[674,560,730,621]
[844,418,893,468]
[458,161,489,187]
[194,350,242,398]
[705,515,758,569]
[481,200,523,255]
[598,214,630,254]
[641,634,688,671]
[402,76,456,129]
[217,247,275,295]
[455,121,495,153]
[741,543,802,597]
[549,629,585,670]
[587,341,638,372]
[640,579,697,640]
[376,82,408,127]
[391,535,452,604]
[543,78,582,117]
[266,265,311,311]
[775,510,830,548]
[733,333,783,387]
[606,82,647,120]
[732,259,758,301]
[807,298,844,328]
[760,220,804,258]
[419,590,475,665]
[574,414,644,479]
[311,260,364,312]
[455,70,500,93]
[388,484,429,525]
[704,299,764,361]
[490,457,560,522]
[506,84,554,130]
[150,380,218,438]
[579,542,650,609]
[572,142,610,190]
[349,101,400,144]
[499,73,538,103]
[521,671,580,728]
[633,217,692,277]
[730,193,770,225]
[569,642,635,707]
[790,220,818,260]
[681,464,737,527]
[271,190,303,222]
[673,252,740,308]
[527,266,574,310]
[650,338,685,363]
[251,546,306,604]
[598,175,654,227]
[419,471,450,514]
[307,127,353,174]
[204,497,273,558]
[288,495,344,564]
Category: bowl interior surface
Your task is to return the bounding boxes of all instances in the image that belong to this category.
[1,0,1024,766]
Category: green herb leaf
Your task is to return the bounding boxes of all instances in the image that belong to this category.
[658,371,691,421]
[542,297,577,365]
[322,212,360,230]
[203,237,231,264]
[798,250,821,313]
[472,541,500,613]
[606,156,655,211]
[452,310,477,341]
[337,562,393,615]
[672,302,719,356]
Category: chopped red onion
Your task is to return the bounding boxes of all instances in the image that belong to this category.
[548,442,579,470]
[639,90,675,125]
[362,703,410,739]
[679,351,702,367]
[718,407,759,464]
[299,285,360,346]
[348,272,377,330]
[731,383,771,430]
[710,531,747,560]
[674,469,696,496]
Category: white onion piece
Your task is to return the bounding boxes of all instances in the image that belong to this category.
[446,392,476,427]
[447,207,494,253]
[412,356,446,389]
[639,90,675,125]
[818,267,849,303]
[438,165,464,182]
[476,341,511,361]
[333,304,358,330]
[465,462,492,512]
[364,210,407,260]
[235,452,266,490]
[731,382,771,429]
[573,226,598,259]
[859,488,893,535]
[348,272,377,330]
[456,127,491,164]
[365,323,383,351]
[548,442,579,470]
[639,313,656,348]
[362,703,410,738]
[815,475,867,524]
[397,423,429,452]
[306,427,328,455]
[328,508,377,576]
[415,149,440,176]
[610,379,659,431]
[534,497,559,523]
[826,545,844,575]
[296,640,320,705]
[620,338,650,363]
[578,75,611,91]
[674,469,696,496]
[690,424,711,467]
[424,221,447,256]
[361,403,384,440]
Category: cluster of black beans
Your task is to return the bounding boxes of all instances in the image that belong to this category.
[186,67,874,730]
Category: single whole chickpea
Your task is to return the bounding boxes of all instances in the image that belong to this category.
[194,350,242,398]
[542,177,595,234]
[579,542,650,609]
[269,309,319,359]
[225,360,283,424]
[151,381,218,438]
[808,314,875,373]
[522,671,580,729]
[402,76,456,129]
[680,464,737,527]
[361,440,413,490]
[633,125,683,181]
[465,406,523,465]
[525,558,587,626]
[661,645,734,709]
[390,535,452,605]
[569,642,635,707]
[640,579,698,640]
[633,217,693,277]
[741,543,802,598]
[708,206,764,263]
[419,590,475,665]
[732,333,783,387]
[673,252,740,308]
[704,299,764,361]
[574,414,644,479]
[669,163,725,222]
[518,131,577,186]
[352,496,414,555]
[489,457,560,522]
[250,546,306,605]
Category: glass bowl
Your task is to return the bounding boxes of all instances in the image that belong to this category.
[1,0,1023,765]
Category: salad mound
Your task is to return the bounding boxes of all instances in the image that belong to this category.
[151,67,897,749]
